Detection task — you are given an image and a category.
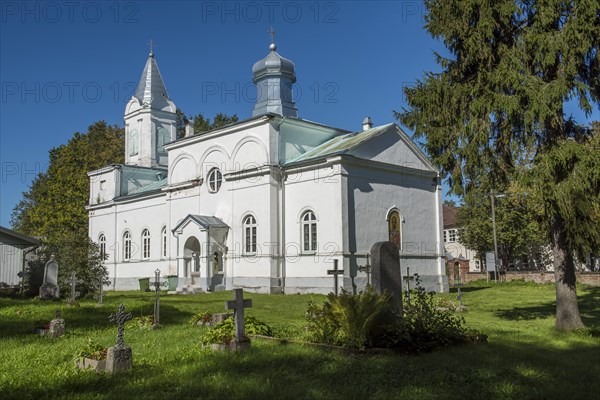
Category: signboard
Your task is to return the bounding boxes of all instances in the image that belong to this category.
[486,252,496,272]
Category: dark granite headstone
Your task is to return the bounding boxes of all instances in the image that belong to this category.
[370,241,403,310]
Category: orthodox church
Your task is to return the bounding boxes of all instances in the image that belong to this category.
[87,41,448,294]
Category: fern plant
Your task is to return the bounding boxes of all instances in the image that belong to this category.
[306,287,398,349]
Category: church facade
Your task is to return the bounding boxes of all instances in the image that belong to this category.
[87,42,448,294]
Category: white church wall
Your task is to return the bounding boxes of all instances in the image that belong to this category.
[88,166,119,205]
[282,163,343,294]
[227,171,278,293]
[169,154,198,184]
[343,162,446,292]
[349,126,434,172]
[89,193,177,290]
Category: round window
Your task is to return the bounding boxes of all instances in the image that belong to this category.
[207,168,222,193]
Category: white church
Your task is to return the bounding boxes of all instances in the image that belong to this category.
[87,41,448,294]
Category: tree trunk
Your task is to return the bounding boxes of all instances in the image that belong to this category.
[552,214,585,331]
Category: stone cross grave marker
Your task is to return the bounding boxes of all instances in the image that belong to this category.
[358,254,372,286]
[109,304,132,348]
[68,272,80,305]
[107,304,133,373]
[327,259,344,296]
[371,241,403,312]
[39,256,60,300]
[225,289,252,346]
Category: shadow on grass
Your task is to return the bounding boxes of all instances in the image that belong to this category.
[449,286,490,293]
[6,339,600,400]
[494,286,600,327]
[0,296,196,339]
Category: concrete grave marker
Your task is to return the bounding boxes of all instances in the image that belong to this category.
[107,304,133,373]
[39,255,60,300]
[68,272,80,305]
[48,310,65,338]
[370,241,403,311]
[225,289,252,350]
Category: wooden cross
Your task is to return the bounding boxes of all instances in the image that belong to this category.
[327,259,344,296]
[358,254,372,286]
[109,304,133,347]
[267,26,275,44]
[225,289,252,340]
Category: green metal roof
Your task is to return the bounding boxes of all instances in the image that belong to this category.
[284,123,394,165]
[126,178,168,195]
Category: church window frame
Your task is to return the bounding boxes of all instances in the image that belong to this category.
[242,214,257,255]
[156,126,169,156]
[98,234,107,260]
[128,128,139,156]
[142,229,151,260]
[301,211,317,253]
[448,229,457,243]
[207,168,223,193]
[161,226,167,259]
[123,231,132,261]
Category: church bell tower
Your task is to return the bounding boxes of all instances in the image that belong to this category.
[124,49,177,167]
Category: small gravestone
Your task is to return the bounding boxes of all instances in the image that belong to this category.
[225,289,252,350]
[48,310,65,338]
[107,304,133,373]
[371,241,403,311]
[39,256,60,300]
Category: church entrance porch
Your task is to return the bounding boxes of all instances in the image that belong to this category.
[172,215,229,294]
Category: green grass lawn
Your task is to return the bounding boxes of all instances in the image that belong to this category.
[0,282,598,400]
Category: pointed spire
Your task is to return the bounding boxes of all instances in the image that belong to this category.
[134,51,169,107]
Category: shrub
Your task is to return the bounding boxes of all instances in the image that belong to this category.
[126,315,153,329]
[305,277,483,352]
[199,315,273,346]
[385,275,480,352]
[305,287,398,349]
[74,338,107,361]
[189,312,213,326]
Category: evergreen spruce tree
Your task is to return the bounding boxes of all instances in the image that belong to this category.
[398,0,599,330]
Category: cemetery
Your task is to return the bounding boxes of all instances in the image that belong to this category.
[0,279,598,399]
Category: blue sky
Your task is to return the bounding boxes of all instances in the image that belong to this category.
[0,1,597,228]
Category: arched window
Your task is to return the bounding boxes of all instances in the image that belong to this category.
[98,234,107,260]
[129,129,138,156]
[161,227,167,258]
[207,168,223,193]
[156,126,169,156]
[123,231,132,261]
[243,215,257,254]
[142,229,151,259]
[302,211,317,252]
